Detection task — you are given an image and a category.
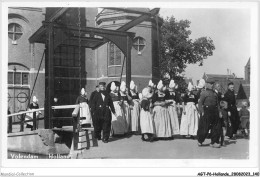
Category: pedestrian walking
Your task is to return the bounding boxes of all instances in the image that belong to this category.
[219,100,230,146]
[224,82,240,139]
[91,82,116,143]
[197,79,222,148]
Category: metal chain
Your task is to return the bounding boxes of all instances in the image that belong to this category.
[78,7,82,89]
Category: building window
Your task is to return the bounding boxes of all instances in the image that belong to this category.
[8,23,23,42]
[109,43,121,66]
[108,42,123,76]
[8,72,29,86]
[133,37,146,53]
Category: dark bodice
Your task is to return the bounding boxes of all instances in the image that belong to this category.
[76,95,89,104]
[165,90,180,103]
[29,103,39,109]
[152,92,166,103]
[110,92,120,102]
[183,92,198,104]
[129,91,139,99]
[141,99,150,111]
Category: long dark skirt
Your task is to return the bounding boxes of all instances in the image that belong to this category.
[197,106,222,144]
[228,106,240,137]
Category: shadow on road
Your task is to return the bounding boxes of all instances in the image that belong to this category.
[109,133,134,142]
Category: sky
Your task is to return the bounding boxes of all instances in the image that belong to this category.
[159,8,251,84]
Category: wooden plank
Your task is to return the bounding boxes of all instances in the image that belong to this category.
[8,115,12,133]
[33,112,37,130]
[46,23,54,129]
[52,105,78,110]
[126,35,132,88]
[8,108,44,117]
[20,114,25,132]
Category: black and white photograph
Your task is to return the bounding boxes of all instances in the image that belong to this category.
[1,1,259,176]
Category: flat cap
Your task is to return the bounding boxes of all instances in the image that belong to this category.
[99,82,106,86]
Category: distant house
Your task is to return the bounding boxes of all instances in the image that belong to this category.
[236,83,250,108]
[244,58,250,84]
[184,77,193,85]
[202,73,245,95]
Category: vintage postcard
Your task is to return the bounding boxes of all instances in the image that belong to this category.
[0,1,259,176]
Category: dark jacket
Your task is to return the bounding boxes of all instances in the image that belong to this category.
[224,89,237,111]
[89,90,98,107]
[91,92,115,119]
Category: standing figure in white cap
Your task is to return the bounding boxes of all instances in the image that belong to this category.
[26,96,41,131]
[119,81,132,133]
[165,80,181,136]
[140,87,155,142]
[75,88,92,128]
[109,82,127,135]
[180,82,199,139]
[152,80,172,139]
[129,80,141,134]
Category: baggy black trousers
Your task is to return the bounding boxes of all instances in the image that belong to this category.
[93,107,112,140]
[197,106,222,144]
[229,106,240,136]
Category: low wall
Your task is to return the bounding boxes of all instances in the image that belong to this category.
[8,129,71,156]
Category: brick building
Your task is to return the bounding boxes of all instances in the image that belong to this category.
[8,7,162,117]
[8,7,45,120]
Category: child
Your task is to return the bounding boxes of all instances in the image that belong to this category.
[140,87,154,142]
[239,102,250,137]
[219,100,230,146]
[75,88,92,128]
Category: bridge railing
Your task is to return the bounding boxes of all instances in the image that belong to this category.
[7,105,80,133]
[8,104,81,151]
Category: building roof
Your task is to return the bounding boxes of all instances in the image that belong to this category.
[245,57,250,67]
[184,78,193,85]
[204,73,235,79]
[241,84,250,99]
[202,73,246,94]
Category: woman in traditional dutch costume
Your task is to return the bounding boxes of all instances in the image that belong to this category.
[75,88,92,128]
[119,81,132,133]
[180,82,199,138]
[129,80,141,134]
[26,96,41,130]
[166,80,180,136]
[110,82,127,135]
[152,80,172,139]
[140,87,155,142]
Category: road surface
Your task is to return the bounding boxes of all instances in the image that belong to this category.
[79,134,249,159]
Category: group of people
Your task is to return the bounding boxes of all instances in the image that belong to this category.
[77,78,250,147]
